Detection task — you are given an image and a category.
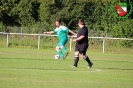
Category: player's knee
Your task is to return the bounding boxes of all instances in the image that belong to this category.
[56,46,59,51]
[75,51,79,56]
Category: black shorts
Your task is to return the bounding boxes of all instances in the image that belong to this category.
[75,43,88,55]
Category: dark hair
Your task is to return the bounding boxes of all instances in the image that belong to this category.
[78,19,85,25]
[56,20,61,23]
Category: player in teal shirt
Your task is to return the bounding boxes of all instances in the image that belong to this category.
[44,20,76,59]
[54,25,69,47]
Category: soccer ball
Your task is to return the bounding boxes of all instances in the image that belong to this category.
[55,54,60,59]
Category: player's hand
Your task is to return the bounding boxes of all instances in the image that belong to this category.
[74,34,77,36]
[43,32,47,34]
[73,39,77,42]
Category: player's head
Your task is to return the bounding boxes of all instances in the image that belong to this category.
[56,20,61,28]
[78,19,85,28]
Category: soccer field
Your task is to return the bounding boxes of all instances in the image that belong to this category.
[0,48,133,88]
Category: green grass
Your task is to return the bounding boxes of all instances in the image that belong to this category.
[0,47,133,88]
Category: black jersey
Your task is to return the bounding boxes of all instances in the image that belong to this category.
[77,26,88,44]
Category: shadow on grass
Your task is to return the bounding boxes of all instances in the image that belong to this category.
[10,67,133,71]
[99,67,133,71]
[8,67,103,72]
[0,58,46,61]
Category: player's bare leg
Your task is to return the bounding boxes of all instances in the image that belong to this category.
[56,46,64,59]
[60,45,69,58]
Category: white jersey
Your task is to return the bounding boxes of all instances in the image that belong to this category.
[53,25,69,41]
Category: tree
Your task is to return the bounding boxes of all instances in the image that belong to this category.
[0,0,18,25]
[11,0,37,26]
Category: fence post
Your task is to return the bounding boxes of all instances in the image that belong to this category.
[20,27,23,37]
[6,33,9,47]
[102,38,105,53]
[38,35,40,50]
[70,37,73,51]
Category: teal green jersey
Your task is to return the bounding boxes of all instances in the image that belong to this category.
[53,25,69,42]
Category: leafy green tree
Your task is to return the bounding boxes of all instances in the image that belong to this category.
[11,0,37,26]
[38,0,54,31]
[0,0,18,25]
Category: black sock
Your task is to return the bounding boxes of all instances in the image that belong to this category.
[84,56,91,65]
[73,56,79,67]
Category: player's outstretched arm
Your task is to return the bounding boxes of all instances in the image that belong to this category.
[73,35,85,42]
[69,30,77,36]
[43,31,54,34]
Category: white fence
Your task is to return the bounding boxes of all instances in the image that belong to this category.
[0,32,133,53]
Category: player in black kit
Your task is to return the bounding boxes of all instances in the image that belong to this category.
[72,19,93,68]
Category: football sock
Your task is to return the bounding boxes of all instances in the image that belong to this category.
[58,50,64,58]
[84,56,91,65]
[73,56,79,67]
[61,45,67,53]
